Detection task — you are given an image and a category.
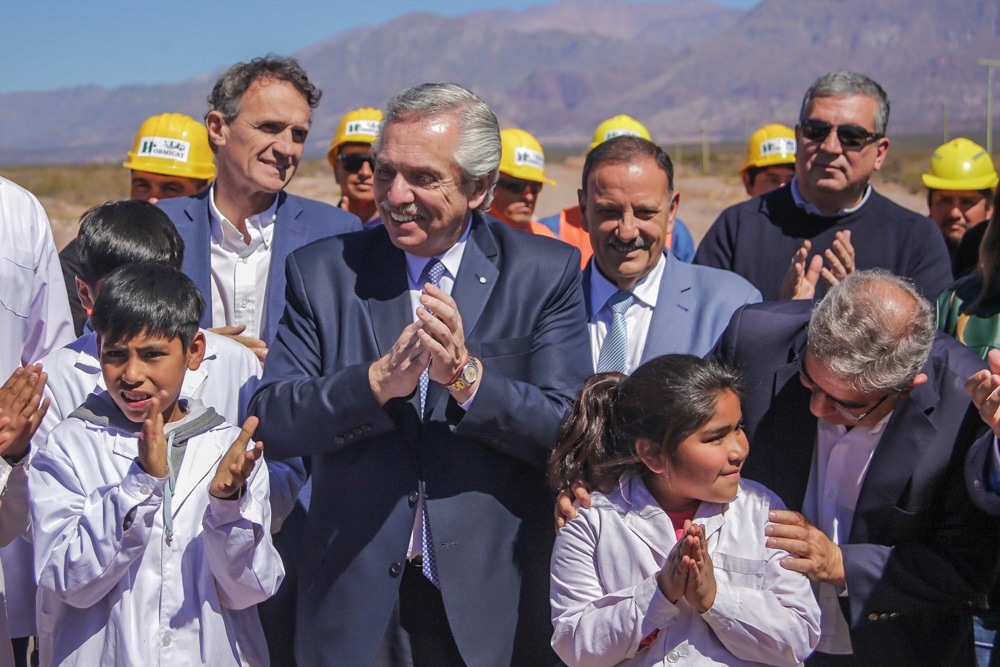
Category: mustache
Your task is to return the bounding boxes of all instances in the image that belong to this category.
[607,236,647,253]
[379,201,420,217]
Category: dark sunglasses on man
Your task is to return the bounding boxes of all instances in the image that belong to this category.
[798,119,883,150]
[497,177,543,196]
[338,152,375,173]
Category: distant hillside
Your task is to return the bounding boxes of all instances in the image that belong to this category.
[0,0,997,164]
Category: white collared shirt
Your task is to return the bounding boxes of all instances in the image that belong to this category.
[587,253,664,374]
[803,412,892,655]
[791,176,872,217]
[207,186,278,340]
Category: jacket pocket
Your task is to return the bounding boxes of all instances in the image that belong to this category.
[714,552,766,590]
[0,247,34,317]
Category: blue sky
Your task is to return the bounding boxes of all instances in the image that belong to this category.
[2,0,758,94]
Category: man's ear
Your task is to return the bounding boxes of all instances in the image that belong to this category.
[76,276,96,311]
[205,111,227,151]
[186,331,207,372]
[466,174,492,211]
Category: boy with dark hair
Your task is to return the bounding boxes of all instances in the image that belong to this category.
[29,263,282,666]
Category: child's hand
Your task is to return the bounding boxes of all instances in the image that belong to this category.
[0,364,50,461]
[138,395,169,478]
[210,417,263,500]
[658,519,696,604]
[683,523,716,613]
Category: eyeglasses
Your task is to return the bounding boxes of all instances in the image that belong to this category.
[798,356,892,423]
[799,119,884,150]
[338,152,374,173]
[497,178,542,196]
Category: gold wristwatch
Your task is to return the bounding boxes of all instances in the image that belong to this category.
[447,357,479,392]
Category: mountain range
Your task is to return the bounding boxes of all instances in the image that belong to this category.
[0,0,997,164]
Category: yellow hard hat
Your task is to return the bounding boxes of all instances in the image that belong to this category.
[499,128,555,185]
[922,138,999,191]
[740,124,796,174]
[587,114,651,154]
[123,113,216,180]
[328,107,382,167]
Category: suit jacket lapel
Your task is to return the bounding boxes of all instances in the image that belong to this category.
[849,367,939,543]
[425,214,498,418]
[641,254,693,363]
[264,192,306,343]
[360,228,411,358]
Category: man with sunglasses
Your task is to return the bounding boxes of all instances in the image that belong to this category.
[487,128,558,238]
[696,71,953,302]
[328,107,383,228]
[713,269,997,665]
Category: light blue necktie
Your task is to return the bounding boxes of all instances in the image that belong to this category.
[596,290,635,374]
[418,258,444,587]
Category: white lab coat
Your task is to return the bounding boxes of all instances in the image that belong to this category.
[551,476,821,667]
[29,403,283,666]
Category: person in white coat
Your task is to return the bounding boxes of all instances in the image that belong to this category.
[29,264,283,666]
[548,355,820,666]
[0,175,74,666]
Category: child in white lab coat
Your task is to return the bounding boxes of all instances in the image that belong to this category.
[29,263,283,667]
[548,355,820,666]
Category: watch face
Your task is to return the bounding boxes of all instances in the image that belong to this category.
[462,363,478,383]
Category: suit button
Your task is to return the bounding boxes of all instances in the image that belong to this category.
[362,424,371,432]
[975,479,984,492]
[868,613,879,621]
[334,437,344,445]
[389,562,403,577]
[408,491,419,505]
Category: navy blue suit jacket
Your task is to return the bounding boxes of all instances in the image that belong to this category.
[583,252,762,365]
[157,188,360,344]
[250,214,591,666]
[713,300,997,666]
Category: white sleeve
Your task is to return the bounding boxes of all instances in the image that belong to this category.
[550,514,681,667]
[30,442,164,609]
[0,463,30,547]
[700,496,821,666]
[202,447,284,610]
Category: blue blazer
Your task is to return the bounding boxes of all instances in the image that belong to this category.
[157,188,361,344]
[713,300,997,666]
[249,214,591,666]
[583,252,761,366]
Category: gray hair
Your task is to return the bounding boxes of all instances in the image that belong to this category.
[800,71,891,136]
[375,83,501,212]
[207,55,321,126]
[807,270,933,393]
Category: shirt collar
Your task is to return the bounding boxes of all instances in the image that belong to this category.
[404,216,472,286]
[588,251,665,316]
[790,176,872,217]
[208,184,278,248]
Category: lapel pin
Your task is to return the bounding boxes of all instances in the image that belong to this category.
[478,275,487,284]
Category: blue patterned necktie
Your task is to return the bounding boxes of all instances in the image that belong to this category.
[418,258,444,587]
[596,290,635,374]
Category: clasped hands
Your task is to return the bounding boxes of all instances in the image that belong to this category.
[368,283,476,405]
[0,364,50,463]
[778,230,855,300]
[658,521,716,613]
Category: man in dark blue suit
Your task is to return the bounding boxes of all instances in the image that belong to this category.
[250,83,590,666]
[714,270,998,666]
[157,55,360,357]
[577,136,761,369]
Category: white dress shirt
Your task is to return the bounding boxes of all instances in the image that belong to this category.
[208,186,278,341]
[802,413,891,655]
[551,475,820,666]
[587,253,665,374]
[402,222,477,559]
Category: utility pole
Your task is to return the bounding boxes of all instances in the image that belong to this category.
[942,102,949,143]
[978,59,1000,154]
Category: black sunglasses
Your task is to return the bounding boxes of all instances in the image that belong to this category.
[799,119,883,149]
[338,152,374,173]
[497,178,542,195]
